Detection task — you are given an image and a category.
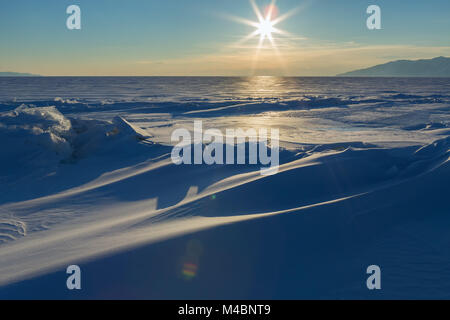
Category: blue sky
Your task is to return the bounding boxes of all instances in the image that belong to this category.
[1,0,449,75]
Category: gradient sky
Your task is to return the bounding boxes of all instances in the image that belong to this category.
[1,0,449,76]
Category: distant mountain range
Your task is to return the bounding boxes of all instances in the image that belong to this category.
[0,72,41,77]
[338,57,450,77]
[3,57,450,77]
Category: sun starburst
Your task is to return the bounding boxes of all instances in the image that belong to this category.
[257,18,276,40]
[225,0,300,73]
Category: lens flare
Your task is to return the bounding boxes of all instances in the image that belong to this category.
[182,262,198,279]
[181,239,203,280]
[264,4,279,20]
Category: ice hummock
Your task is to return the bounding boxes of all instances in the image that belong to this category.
[0,105,74,166]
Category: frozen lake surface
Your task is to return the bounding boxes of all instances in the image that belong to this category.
[0,77,449,299]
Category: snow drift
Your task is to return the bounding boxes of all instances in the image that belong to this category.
[0,76,449,299]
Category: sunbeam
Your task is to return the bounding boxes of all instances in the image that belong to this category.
[225,0,301,74]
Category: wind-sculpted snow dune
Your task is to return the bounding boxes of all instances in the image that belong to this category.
[0,102,449,299]
[0,75,449,300]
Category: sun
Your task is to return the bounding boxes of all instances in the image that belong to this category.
[257,18,275,40]
[227,0,299,48]
[224,0,301,73]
